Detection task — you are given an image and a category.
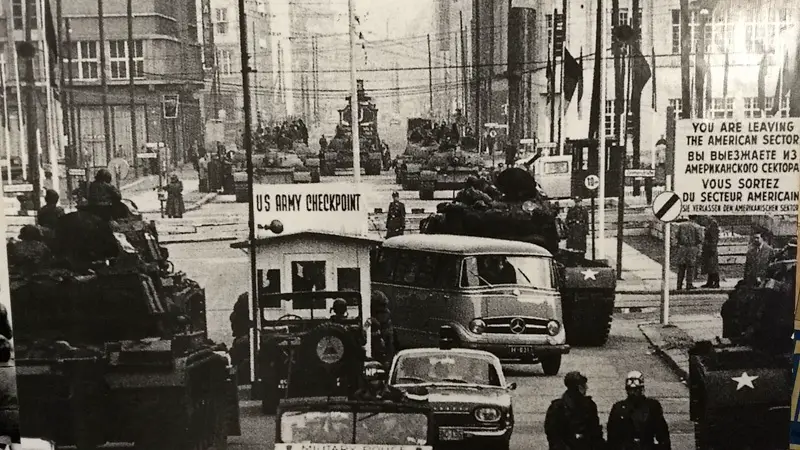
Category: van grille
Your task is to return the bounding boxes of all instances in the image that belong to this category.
[484,317,550,335]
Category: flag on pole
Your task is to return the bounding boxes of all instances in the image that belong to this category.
[629,44,652,138]
[757,51,769,111]
[651,46,657,111]
[722,48,729,102]
[546,52,554,104]
[577,47,584,118]
[563,48,583,107]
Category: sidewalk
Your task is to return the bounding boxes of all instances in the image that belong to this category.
[638,314,723,381]
[124,164,217,214]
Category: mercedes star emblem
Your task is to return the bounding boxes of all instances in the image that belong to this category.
[510,318,526,334]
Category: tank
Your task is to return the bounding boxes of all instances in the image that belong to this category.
[420,168,617,346]
[395,118,435,188]
[10,203,241,449]
[689,255,794,450]
[417,147,487,200]
[321,80,383,176]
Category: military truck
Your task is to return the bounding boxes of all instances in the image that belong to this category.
[232,139,321,203]
[258,291,369,414]
[420,168,617,346]
[10,201,241,449]
[321,80,383,176]
[395,118,435,188]
[689,254,794,450]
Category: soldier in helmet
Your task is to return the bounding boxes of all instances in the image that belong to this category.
[565,196,589,257]
[87,168,123,220]
[545,371,605,450]
[330,298,349,323]
[386,192,406,238]
[455,176,493,206]
[371,291,395,366]
[607,371,671,450]
[354,361,405,402]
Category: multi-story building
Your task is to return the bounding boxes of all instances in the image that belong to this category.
[203,0,273,143]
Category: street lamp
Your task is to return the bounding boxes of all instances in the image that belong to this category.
[257,220,285,235]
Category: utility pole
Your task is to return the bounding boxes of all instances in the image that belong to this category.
[508,0,533,154]
[558,0,568,157]
[473,1,482,151]
[347,0,361,183]
[253,27,259,116]
[612,0,623,144]
[460,12,468,125]
[597,0,607,260]
[549,10,557,143]
[128,0,138,176]
[631,0,642,196]
[21,0,41,210]
[695,7,710,118]
[427,34,434,117]
[237,0,258,389]
[98,0,112,165]
[680,0,691,119]
[65,18,77,173]
[57,0,71,198]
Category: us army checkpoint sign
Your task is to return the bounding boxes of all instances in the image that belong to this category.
[253,183,368,237]
[674,118,799,215]
[652,191,682,223]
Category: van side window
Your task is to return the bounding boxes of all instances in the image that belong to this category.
[372,249,396,282]
[460,257,480,287]
[433,254,460,289]
[393,251,419,285]
[413,252,439,288]
[337,268,360,292]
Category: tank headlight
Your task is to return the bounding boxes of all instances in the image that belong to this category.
[474,407,501,422]
[522,200,536,213]
[468,318,486,334]
[435,166,442,172]
[546,320,561,337]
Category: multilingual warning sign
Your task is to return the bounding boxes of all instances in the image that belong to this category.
[253,183,367,237]
[674,118,800,215]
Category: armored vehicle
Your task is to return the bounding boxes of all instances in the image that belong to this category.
[10,201,241,449]
[321,80,383,176]
[689,255,794,450]
[258,291,369,414]
[232,139,320,203]
[417,147,486,200]
[275,396,434,450]
[420,168,617,346]
[395,118,436,188]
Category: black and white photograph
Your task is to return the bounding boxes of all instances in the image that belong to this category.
[0,0,798,448]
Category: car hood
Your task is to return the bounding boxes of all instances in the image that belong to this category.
[396,384,511,409]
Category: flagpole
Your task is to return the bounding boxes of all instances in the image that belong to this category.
[549,10,557,144]
[1,69,11,183]
[38,0,59,195]
[5,0,26,181]
[558,0,568,157]
[598,0,607,260]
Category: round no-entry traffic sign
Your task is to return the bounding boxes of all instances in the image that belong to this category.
[489,130,497,138]
[584,174,600,191]
[652,191,683,222]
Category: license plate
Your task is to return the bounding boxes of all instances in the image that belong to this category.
[439,428,464,441]
[509,346,535,354]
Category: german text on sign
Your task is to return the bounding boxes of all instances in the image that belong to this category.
[674,119,799,215]
[253,183,367,237]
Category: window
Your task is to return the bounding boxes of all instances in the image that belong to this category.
[543,161,569,174]
[392,251,439,287]
[337,268,360,292]
[671,9,732,54]
[215,8,228,35]
[11,0,23,30]
[671,10,681,54]
[258,268,281,307]
[372,248,396,283]
[460,255,554,289]
[669,98,683,119]
[708,97,734,118]
[108,40,144,79]
[545,13,565,57]
[604,99,615,138]
[744,95,789,118]
[217,49,232,75]
[291,261,327,308]
[72,41,100,80]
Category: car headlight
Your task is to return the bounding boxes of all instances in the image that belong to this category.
[546,320,561,337]
[468,318,486,334]
[474,407,501,422]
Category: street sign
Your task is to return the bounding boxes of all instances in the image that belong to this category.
[68,169,85,176]
[584,174,600,191]
[489,130,498,138]
[674,118,799,215]
[137,153,158,159]
[519,138,536,144]
[4,184,33,193]
[626,168,655,178]
[652,191,682,223]
[163,94,179,119]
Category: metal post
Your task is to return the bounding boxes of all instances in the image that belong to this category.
[460,12,468,124]
[616,141,625,279]
[22,1,41,211]
[597,0,607,260]
[348,0,361,183]
[695,8,708,118]
[680,0,691,120]
[661,174,672,325]
[238,0,259,388]
[549,10,557,143]
[128,0,138,177]
[66,18,77,174]
[427,34,434,117]
[591,192,596,260]
[98,0,112,165]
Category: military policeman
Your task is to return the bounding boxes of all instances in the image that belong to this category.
[565,197,590,256]
[371,291,395,367]
[386,192,406,238]
[607,371,671,450]
[545,371,605,450]
[354,361,405,402]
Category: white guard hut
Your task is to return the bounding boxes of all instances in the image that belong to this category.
[231,230,381,353]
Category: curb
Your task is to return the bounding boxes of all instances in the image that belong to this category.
[638,323,690,381]
[161,235,237,245]
[616,288,734,295]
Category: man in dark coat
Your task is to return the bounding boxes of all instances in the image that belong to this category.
[674,217,703,290]
[698,216,720,288]
[607,371,671,450]
[565,197,589,256]
[38,189,65,230]
[9,225,52,274]
[87,168,122,220]
[371,290,395,367]
[743,232,774,286]
[545,371,605,450]
[319,135,328,151]
[385,192,406,238]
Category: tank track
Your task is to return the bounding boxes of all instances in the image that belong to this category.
[561,289,614,346]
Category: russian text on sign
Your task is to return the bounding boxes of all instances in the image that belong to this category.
[674,119,800,216]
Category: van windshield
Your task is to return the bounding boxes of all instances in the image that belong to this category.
[460,255,554,289]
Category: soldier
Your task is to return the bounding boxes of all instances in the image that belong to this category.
[455,177,493,206]
[371,291,395,367]
[9,225,52,274]
[545,371,605,450]
[385,192,406,238]
[743,232,774,286]
[698,216,720,288]
[354,361,405,402]
[674,216,703,291]
[38,189,65,247]
[565,197,589,257]
[607,371,671,450]
[330,298,349,323]
[87,168,122,221]
[319,135,328,151]
[229,292,252,381]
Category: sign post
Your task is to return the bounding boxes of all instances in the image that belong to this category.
[585,174,600,260]
[652,190,683,325]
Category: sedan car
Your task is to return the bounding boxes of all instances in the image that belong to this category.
[387,348,515,450]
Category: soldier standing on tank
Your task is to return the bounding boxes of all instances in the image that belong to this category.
[565,197,589,257]
[386,192,406,238]
[607,371,671,450]
[456,177,493,206]
[545,371,605,450]
[87,168,122,221]
[674,216,703,291]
